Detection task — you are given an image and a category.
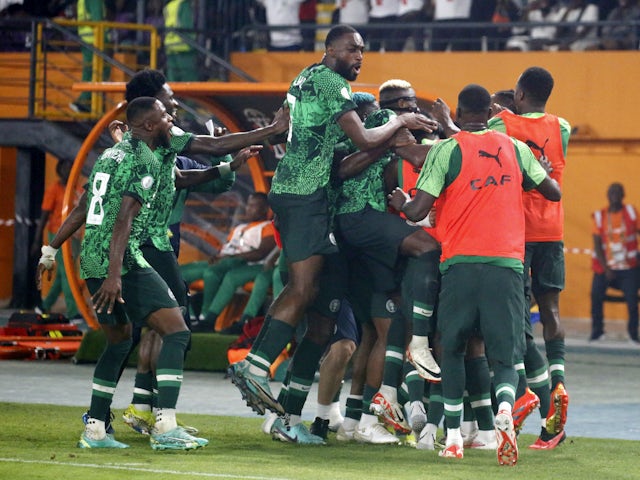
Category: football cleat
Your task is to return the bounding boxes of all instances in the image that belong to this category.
[150,426,207,451]
[529,429,567,450]
[336,423,356,442]
[409,402,427,436]
[271,417,326,445]
[77,433,129,449]
[122,404,155,435]
[310,417,330,440]
[513,387,540,433]
[353,422,401,445]
[416,425,436,451]
[370,392,411,434]
[407,338,441,383]
[546,382,569,435]
[228,360,278,415]
[495,410,518,466]
[438,443,464,459]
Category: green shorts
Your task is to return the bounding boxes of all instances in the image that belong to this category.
[140,245,187,307]
[337,206,419,292]
[437,263,524,366]
[269,189,338,263]
[525,241,565,298]
[85,267,178,327]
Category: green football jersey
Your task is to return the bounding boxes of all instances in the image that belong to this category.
[271,63,358,196]
[79,137,162,279]
[336,109,397,215]
[129,126,193,252]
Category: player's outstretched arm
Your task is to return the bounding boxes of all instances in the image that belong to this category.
[187,105,289,156]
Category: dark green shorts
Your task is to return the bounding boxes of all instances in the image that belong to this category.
[85,267,178,327]
[437,263,524,366]
[337,206,419,292]
[141,245,187,307]
[525,241,565,297]
[269,189,338,263]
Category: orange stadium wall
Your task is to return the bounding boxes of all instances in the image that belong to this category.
[231,51,640,322]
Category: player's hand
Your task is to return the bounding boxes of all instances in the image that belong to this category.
[108,120,128,143]
[399,112,438,133]
[230,145,264,171]
[392,128,417,148]
[538,155,554,174]
[388,187,411,212]
[212,126,228,137]
[271,104,290,134]
[35,245,58,290]
[91,276,124,314]
[490,102,508,118]
[430,98,454,127]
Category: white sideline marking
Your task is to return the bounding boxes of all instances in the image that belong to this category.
[0,458,290,480]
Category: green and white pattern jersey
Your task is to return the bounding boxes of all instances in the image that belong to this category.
[271,63,358,195]
[80,137,162,279]
[336,109,397,215]
[130,126,193,252]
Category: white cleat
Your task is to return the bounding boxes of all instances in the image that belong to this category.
[353,422,401,445]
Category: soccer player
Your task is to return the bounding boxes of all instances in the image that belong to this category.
[488,66,571,449]
[77,97,207,449]
[227,24,436,444]
[389,84,561,465]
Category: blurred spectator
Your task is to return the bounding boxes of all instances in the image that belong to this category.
[505,0,568,51]
[112,0,136,47]
[257,0,305,51]
[368,0,401,51]
[70,0,111,113]
[0,3,30,52]
[430,0,475,51]
[488,0,521,50]
[396,0,430,51]
[553,0,600,50]
[334,0,369,24]
[300,0,317,51]
[591,0,640,49]
[163,0,199,81]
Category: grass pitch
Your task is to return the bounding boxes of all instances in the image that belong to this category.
[0,402,636,480]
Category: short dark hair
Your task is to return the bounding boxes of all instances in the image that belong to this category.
[126,97,158,124]
[518,67,554,104]
[458,84,491,114]
[125,69,166,103]
[325,24,359,49]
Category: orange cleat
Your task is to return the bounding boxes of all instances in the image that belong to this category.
[546,382,569,434]
[513,387,540,433]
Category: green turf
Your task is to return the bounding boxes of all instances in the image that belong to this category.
[0,402,636,480]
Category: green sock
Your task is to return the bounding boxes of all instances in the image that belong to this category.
[89,338,132,421]
[464,357,493,431]
[156,330,189,409]
[281,339,325,416]
[247,317,295,375]
[545,338,566,388]
[131,372,153,406]
[345,395,363,422]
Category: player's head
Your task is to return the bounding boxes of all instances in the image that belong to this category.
[127,97,173,148]
[491,89,516,113]
[456,83,491,128]
[126,69,178,118]
[352,91,378,121]
[324,24,364,81]
[515,67,554,108]
[379,79,418,114]
[246,191,270,221]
